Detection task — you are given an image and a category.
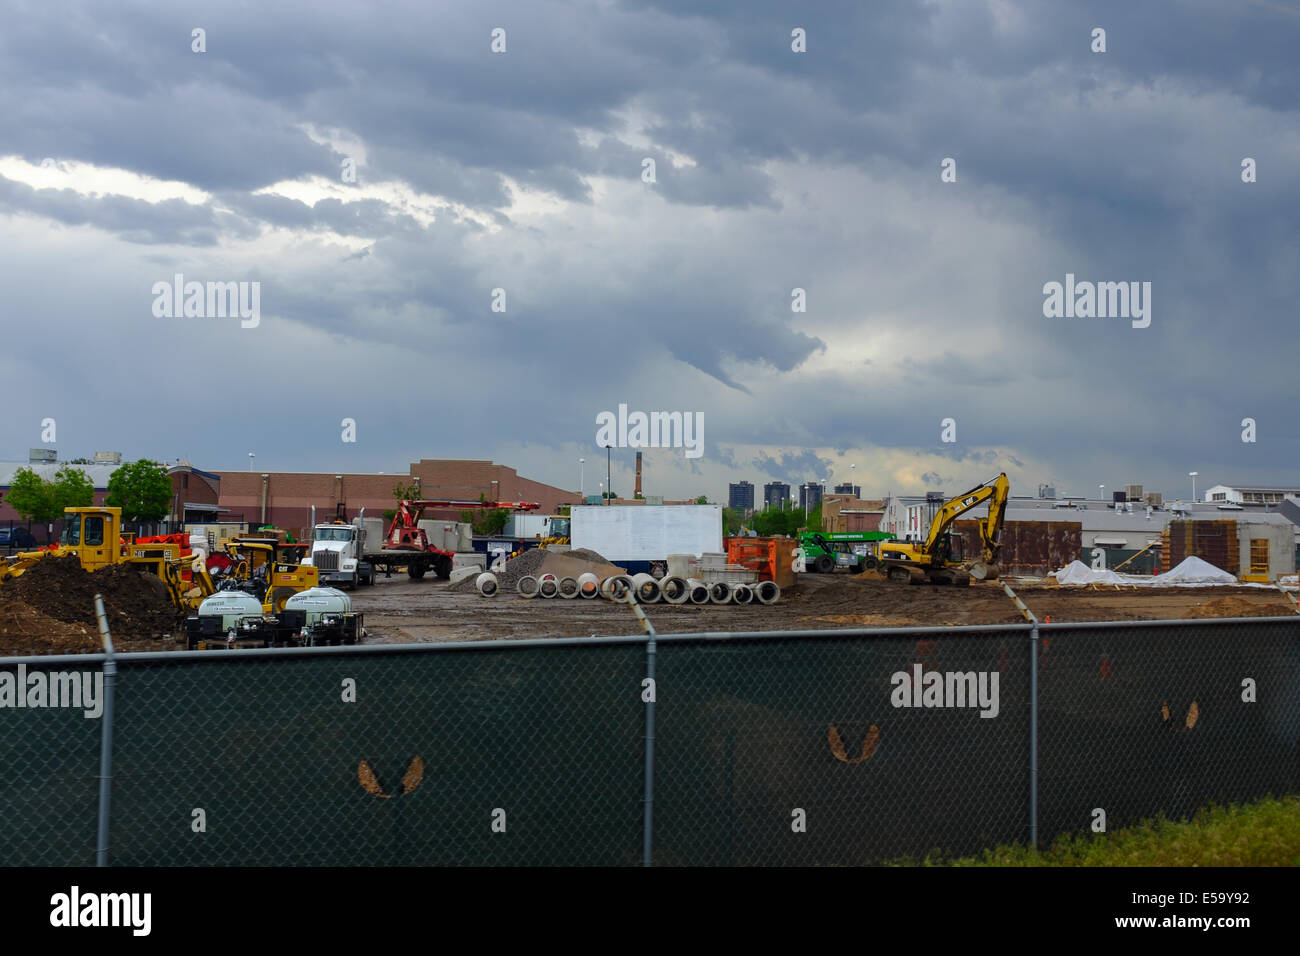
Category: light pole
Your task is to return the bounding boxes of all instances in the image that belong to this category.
[1189,471,1198,503]
[248,452,255,472]
[605,444,611,505]
[850,463,856,496]
[579,458,585,501]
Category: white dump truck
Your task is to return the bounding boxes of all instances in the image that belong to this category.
[301,516,374,589]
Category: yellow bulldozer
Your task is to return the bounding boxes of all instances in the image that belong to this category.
[0,506,319,616]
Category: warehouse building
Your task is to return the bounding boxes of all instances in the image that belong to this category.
[215,459,579,534]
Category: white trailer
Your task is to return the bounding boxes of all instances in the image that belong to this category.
[570,505,722,573]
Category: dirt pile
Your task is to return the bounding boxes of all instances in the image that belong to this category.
[2,555,182,645]
[0,597,101,655]
[452,547,625,592]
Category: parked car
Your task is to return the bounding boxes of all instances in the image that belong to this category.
[0,527,37,549]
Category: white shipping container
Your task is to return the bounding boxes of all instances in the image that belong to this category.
[571,505,722,562]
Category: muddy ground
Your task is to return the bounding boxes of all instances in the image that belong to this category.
[2,565,1293,656]
[354,571,1299,644]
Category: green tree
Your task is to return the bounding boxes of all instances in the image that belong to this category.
[392,481,419,502]
[751,504,801,536]
[695,495,708,504]
[105,460,170,529]
[722,507,743,535]
[4,465,95,542]
[459,506,509,536]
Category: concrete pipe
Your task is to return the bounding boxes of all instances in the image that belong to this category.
[475,572,499,597]
[602,574,634,601]
[631,572,662,604]
[538,573,559,599]
[686,578,711,604]
[577,572,601,599]
[731,582,755,604]
[754,580,781,605]
[558,576,580,599]
[517,574,540,598]
[659,575,691,605]
[709,581,733,604]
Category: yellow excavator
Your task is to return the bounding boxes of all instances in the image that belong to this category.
[878,473,1010,586]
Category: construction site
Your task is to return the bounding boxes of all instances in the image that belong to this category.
[2,459,1296,656]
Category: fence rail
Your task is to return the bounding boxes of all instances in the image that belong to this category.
[1,616,1296,866]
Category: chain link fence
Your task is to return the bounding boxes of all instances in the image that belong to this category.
[0,615,1296,865]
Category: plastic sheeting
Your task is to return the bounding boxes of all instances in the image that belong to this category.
[1050,555,1242,588]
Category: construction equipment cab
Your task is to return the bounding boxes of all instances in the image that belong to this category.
[878,473,1009,586]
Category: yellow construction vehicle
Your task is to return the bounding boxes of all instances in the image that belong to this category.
[538,514,571,549]
[0,506,318,616]
[878,473,1010,586]
[213,537,318,614]
[0,507,186,580]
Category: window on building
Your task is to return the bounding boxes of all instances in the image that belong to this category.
[1250,538,1269,574]
[1211,493,1226,502]
[182,475,189,489]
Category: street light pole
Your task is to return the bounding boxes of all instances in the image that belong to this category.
[605,445,611,505]
[579,458,585,501]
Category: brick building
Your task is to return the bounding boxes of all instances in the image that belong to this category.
[215,459,579,533]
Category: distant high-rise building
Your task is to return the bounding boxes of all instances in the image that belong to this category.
[728,481,755,512]
[763,481,791,509]
[799,482,824,512]
[834,483,861,498]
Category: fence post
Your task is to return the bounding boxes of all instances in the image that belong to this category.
[94,594,117,868]
[643,633,656,867]
[1029,622,1039,850]
[1002,583,1039,851]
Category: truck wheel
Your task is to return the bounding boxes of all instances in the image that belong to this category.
[434,556,452,580]
[814,555,834,574]
[408,563,426,580]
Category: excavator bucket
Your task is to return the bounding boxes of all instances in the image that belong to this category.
[969,560,1000,581]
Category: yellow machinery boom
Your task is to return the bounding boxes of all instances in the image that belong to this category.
[878,473,1010,586]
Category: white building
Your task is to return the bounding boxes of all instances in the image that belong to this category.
[1201,483,1300,506]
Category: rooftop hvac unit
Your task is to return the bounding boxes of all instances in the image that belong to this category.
[28,448,56,462]
[1126,484,1143,501]
[1144,491,1164,507]
[92,451,123,464]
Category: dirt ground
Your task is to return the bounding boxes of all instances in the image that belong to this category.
[2,563,1293,656]
[353,570,1299,644]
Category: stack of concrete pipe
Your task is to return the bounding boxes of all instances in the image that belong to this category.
[503,569,779,604]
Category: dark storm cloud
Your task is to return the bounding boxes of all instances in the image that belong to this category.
[0,0,1296,498]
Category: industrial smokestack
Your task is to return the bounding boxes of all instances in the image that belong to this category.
[635,452,643,497]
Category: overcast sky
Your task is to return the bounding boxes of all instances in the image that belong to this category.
[1,0,1296,503]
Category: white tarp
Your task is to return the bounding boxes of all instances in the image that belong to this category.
[1050,556,1242,588]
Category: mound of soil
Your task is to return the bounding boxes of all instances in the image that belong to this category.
[0,596,101,655]
[451,547,624,592]
[2,554,182,642]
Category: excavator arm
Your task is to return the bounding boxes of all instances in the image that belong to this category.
[918,472,1010,580]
